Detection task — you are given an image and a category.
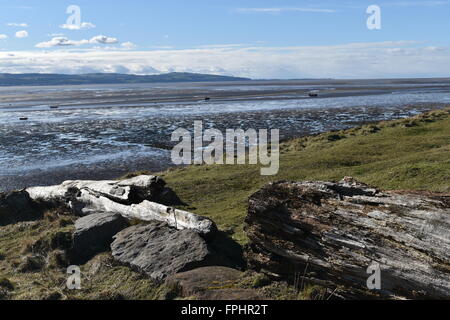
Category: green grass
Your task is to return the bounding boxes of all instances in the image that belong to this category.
[160,108,450,244]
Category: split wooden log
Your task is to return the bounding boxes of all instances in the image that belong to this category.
[25,175,216,237]
[244,178,450,299]
[70,189,216,236]
[26,175,166,205]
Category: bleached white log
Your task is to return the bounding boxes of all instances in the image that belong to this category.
[70,189,216,236]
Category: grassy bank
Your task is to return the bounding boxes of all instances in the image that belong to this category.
[161,108,450,244]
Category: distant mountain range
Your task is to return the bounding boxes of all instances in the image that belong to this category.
[0,72,251,86]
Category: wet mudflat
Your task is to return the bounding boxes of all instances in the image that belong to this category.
[1,78,450,191]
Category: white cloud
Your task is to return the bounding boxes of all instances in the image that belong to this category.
[425,46,444,52]
[83,22,96,29]
[121,42,136,49]
[1,5,32,10]
[0,34,8,40]
[6,22,28,27]
[149,46,174,49]
[90,35,118,44]
[197,44,247,49]
[6,41,450,79]
[59,22,96,30]
[36,35,119,48]
[314,1,450,10]
[383,1,450,6]
[35,37,87,48]
[236,7,336,13]
[15,30,28,38]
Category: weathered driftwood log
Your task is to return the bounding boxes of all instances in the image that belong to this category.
[25,175,216,236]
[70,189,216,236]
[244,178,450,299]
[26,175,165,205]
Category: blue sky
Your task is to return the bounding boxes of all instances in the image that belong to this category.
[0,0,450,78]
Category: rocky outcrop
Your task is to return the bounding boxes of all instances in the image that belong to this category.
[111,222,226,281]
[72,212,130,261]
[244,178,450,299]
[2,175,248,292]
[0,191,42,226]
[165,266,264,300]
[24,175,216,237]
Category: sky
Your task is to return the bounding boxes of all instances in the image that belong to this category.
[0,0,450,79]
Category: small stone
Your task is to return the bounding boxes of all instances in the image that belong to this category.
[17,254,46,273]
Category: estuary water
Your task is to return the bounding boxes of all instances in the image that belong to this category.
[1,78,450,191]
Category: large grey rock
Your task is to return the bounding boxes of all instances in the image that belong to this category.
[111,222,221,281]
[0,191,41,226]
[245,178,450,299]
[72,212,129,260]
